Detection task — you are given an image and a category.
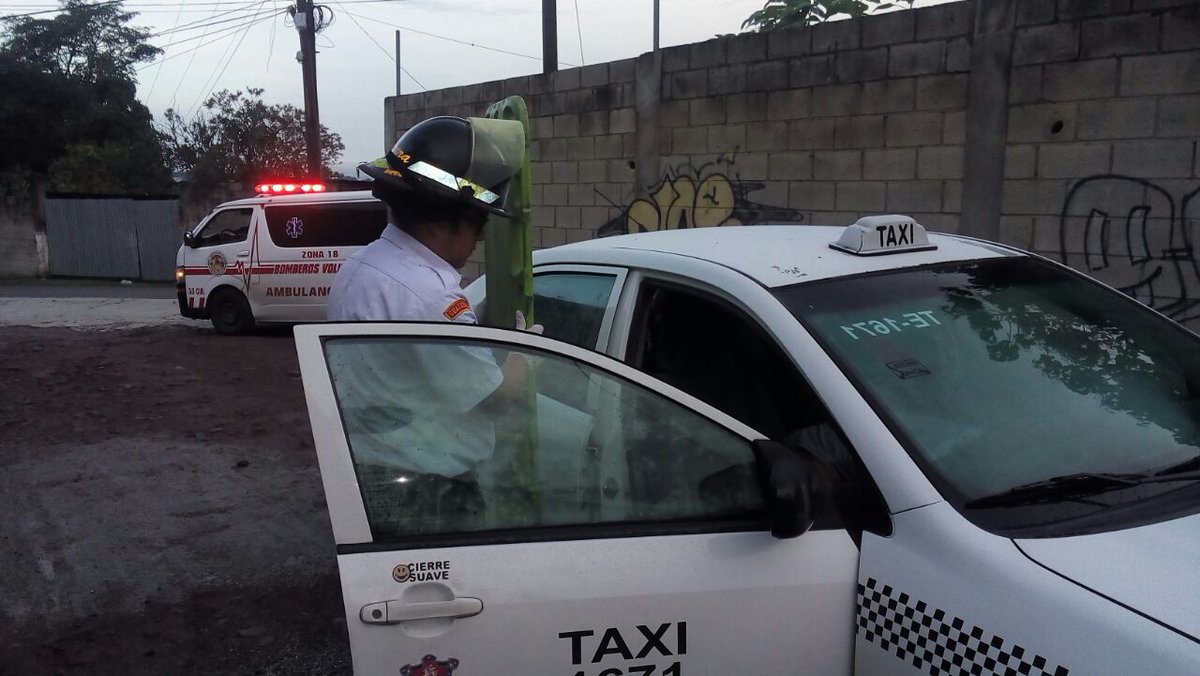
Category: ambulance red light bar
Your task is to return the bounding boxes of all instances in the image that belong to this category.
[254,181,327,195]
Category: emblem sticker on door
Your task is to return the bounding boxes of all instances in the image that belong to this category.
[393,560,451,583]
[400,654,459,675]
[207,252,227,276]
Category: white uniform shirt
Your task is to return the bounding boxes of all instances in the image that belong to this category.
[328,224,479,324]
[326,225,503,476]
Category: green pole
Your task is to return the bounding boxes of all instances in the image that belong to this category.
[482,95,539,525]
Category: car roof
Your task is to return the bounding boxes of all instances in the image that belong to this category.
[534,224,1020,288]
[217,189,378,208]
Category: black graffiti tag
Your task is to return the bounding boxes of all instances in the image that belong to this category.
[1059,175,1200,324]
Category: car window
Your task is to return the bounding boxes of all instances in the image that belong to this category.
[627,282,889,534]
[194,208,252,246]
[532,272,617,349]
[321,335,765,541]
[263,202,387,248]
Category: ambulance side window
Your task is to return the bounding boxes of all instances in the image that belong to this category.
[194,208,252,247]
[263,203,387,248]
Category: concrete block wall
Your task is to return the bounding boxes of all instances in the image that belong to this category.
[645,0,970,235]
[386,0,1200,329]
[1008,0,1200,328]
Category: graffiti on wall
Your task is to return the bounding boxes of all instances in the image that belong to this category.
[1058,175,1200,324]
[597,151,807,237]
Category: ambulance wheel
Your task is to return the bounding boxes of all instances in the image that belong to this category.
[209,288,255,335]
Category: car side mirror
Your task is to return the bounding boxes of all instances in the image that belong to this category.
[182,231,195,248]
[753,439,821,539]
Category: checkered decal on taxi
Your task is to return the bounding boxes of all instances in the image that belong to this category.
[857,577,1069,676]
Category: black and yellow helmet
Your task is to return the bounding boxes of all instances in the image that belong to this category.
[359,115,525,217]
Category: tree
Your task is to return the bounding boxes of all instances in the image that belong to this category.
[0,0,170,192]
[2,0,160,83]
[160,88,345,188]
[742,0,915,31]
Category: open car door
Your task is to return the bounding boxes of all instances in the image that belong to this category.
[295,323,858,675]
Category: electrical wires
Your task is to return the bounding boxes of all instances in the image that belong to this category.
[331,0,424,90]
[336,6,579,68]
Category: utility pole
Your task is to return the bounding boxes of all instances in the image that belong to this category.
[395,30,402,96]
[542,0,557,74]
[653,0,660,51]
[295,0,322,176]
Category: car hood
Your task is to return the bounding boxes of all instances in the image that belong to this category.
[1015,511,1200,641]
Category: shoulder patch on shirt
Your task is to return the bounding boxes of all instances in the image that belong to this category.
[443,298,472,321]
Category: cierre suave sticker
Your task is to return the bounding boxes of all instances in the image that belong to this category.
[443,298,472,321]
[393,560,451,583]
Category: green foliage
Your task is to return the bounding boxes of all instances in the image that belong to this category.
[2,0,160,83]
[742,0,915,31]
[159,88,345,188]
[0,0,170,192]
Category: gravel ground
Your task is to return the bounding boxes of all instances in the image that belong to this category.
[0,321,352,675]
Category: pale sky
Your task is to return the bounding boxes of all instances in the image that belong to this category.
[135,0,775,173]
[3,0,955,174]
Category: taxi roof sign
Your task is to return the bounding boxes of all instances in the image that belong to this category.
[830,215,937,256]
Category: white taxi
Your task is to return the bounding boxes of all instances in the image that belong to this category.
[295,216,1200,675]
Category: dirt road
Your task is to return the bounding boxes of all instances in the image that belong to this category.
[0,319,351,675]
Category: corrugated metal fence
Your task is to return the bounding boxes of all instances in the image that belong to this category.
[44,196,180,281]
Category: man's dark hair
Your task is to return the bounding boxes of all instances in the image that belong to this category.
[374,185,487,234]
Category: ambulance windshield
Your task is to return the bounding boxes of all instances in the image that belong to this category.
[775,257,1200,535]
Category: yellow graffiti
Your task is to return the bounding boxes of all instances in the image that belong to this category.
[627,172,742,233]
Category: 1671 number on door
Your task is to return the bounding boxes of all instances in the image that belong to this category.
[574,663,681,676]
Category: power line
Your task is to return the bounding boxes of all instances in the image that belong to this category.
[0,0,403,17]
[576,0,585,65]
[143,0,186,99]
[138,8,283,67]
[332,0,425,90]
[185,2,273,121]
[0,0,125,21]
[152,1,274,38]
[165,0,227,110]
[264,0,278,73]
[338,7,578,68]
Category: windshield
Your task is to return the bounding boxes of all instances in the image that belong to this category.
[775,256,1200,534]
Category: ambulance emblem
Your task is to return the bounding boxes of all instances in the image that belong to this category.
[207,252,227,276]
[286,217,304,239]
[400,654,459,675]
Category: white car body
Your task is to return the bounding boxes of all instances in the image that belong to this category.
[296,218,1200,674]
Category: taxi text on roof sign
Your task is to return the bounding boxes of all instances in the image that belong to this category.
[830,215,937,256]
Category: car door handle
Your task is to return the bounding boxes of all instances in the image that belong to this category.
[359,597,483,625]
[236,251,250,257]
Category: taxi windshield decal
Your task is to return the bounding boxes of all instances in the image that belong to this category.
[839,310,942,340]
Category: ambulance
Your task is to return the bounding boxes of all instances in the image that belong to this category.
[175,183,387,334]
[295,216,1200,674]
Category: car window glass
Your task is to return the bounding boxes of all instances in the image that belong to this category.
[527,272,619,412]
[322,335,764,541]
[195,208,252,246]
[629,283,886,533]
[263,202,387,248]
[532,273,617,349]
